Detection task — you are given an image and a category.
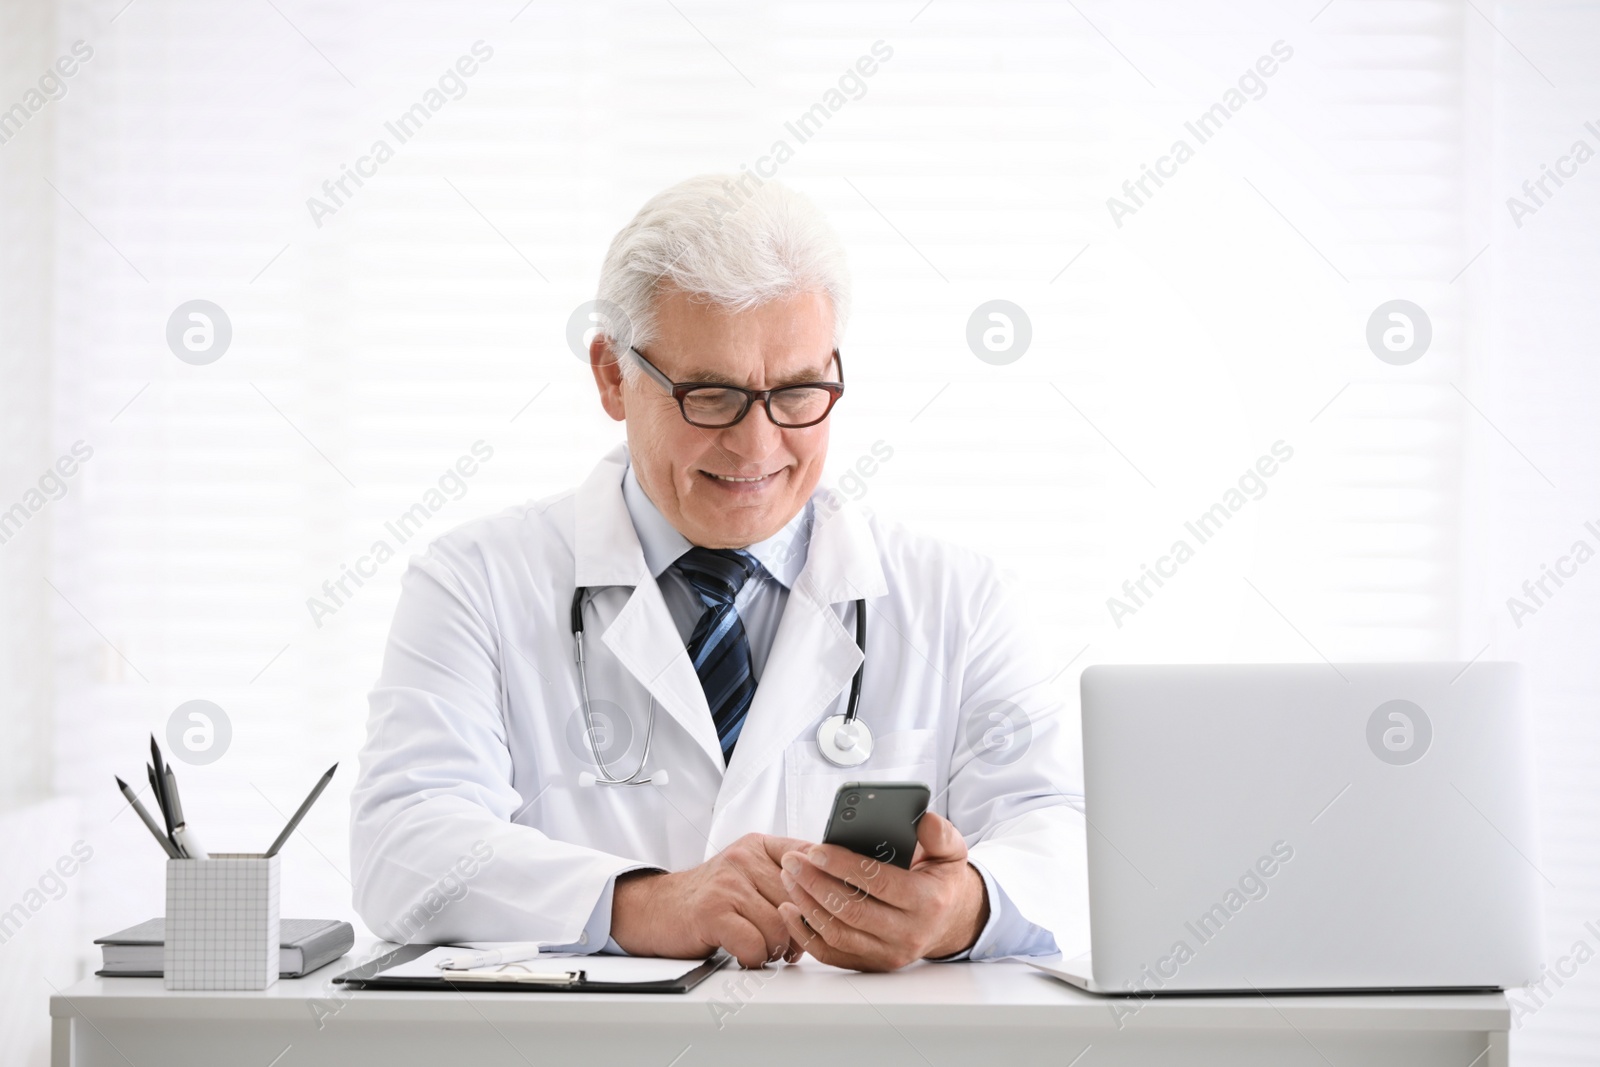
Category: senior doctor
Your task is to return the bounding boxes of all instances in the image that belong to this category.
[350,175,1086,971]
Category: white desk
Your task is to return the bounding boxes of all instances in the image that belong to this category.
[52,946,1510,1067]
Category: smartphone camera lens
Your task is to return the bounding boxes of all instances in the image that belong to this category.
[845,793,861,806]
[841,808,856,821]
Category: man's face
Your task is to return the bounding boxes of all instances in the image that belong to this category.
[591,287,836,549]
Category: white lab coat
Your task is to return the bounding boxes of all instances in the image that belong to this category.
[350,444,1088,953]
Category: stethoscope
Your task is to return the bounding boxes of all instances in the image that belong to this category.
[569,587,872,786]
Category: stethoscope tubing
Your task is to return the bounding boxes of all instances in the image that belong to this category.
[843,597,866,726]
[572,588,660,786]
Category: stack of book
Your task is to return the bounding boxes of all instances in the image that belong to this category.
[95,918,354,978]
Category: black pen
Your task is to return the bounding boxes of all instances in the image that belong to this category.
[147,762,183,857]
[150,736,177,840]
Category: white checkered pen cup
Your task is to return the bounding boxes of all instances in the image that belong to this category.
[164,854,281,990]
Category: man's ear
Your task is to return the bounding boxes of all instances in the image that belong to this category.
[590,334,626,422]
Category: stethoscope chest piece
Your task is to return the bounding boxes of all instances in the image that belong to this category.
[816,713,873,768]
[813,598,872,767]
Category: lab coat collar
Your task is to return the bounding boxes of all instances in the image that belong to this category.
[619,463,811,590]
[573,444,652,590]
[791,491,888,607]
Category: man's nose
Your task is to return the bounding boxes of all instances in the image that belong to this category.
[714,400,784,459]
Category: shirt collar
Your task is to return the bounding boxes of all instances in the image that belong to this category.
[621,461,811,589]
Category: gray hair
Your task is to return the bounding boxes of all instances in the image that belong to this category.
[594,175,851,376]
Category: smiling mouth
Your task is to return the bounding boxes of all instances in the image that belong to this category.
[701,470,781,485]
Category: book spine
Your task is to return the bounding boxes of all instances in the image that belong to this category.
[292,924,356,976]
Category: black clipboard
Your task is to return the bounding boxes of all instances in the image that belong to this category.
[331,943,730,994]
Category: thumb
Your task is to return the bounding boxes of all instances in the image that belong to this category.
[911,810,968,868]
[760,834,818,868]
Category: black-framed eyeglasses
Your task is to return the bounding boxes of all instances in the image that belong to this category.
[626,346,845,429]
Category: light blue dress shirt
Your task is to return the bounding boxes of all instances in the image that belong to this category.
[548,463,1053,961]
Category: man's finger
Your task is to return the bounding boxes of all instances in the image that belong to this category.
[778,902,822,961]
[780,882,890,960]
[739,851,799,911]
[789,845,920,909]
[728,834,817,912]
[910,811,968,868]
[779,902,912,973]
[721,911,781,969]
[736,894,794,966]
[759,834,817,866]
[778,903,857,970]
[782,851,899,932]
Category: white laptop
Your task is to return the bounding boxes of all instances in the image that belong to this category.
[1032,662,1543,995]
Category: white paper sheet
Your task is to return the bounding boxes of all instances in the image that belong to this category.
[378,946,711,984]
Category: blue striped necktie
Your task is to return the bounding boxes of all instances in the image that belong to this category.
[675,547,759,764]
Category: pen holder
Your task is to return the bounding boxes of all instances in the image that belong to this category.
[164,854,280,990]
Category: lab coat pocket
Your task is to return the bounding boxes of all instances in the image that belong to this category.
[784,727,939,842]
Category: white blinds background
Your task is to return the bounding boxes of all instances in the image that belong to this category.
[0,0,57,811]
[1471,3,1600,1062]
[20,0,1587,1057]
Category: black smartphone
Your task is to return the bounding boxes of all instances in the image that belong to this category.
[821,782,931,870]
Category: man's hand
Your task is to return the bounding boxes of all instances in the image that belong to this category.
[776,811,990,972]
[610,832,814,968]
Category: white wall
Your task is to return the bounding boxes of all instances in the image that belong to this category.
[0,0,58,812]
[1474,3,1600,1059]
